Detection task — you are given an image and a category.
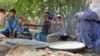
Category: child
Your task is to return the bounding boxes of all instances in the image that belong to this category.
[0,9,19,38]
[18,16,29,33]
[0,9,5,28]
[42,11,52,35]
[50,15,63,33]
[17,16,32,39]
[47,15,65,42]
[0,9,5,41]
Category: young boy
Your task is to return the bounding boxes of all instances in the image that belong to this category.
[17,16,32,39]
[18,16,29,33]
[0,9,19,38]
[42,11,54,35]
[47,15,65,42]
[0,9,6,41]
[0,9,5,28]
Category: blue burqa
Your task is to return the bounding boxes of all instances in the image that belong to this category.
[76,10,100,52]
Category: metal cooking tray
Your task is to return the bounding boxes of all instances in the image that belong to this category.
[48,41,86,51]
[6,39,49,48]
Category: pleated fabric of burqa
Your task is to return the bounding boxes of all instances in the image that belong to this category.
[76,9,100,52]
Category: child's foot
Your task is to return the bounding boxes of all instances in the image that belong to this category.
[10,36,15,38]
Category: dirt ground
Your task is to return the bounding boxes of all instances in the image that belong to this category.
[80,48,100,56]
[0,45,99,56]
[0,45,10,56]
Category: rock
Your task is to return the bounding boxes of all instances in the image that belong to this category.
[0,45,10,56]
[0,33,6,38]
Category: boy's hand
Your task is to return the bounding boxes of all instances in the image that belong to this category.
[9,32,12,37]
[12,32,15,36]
[10,36,15,38]
[9,32,15,38]
[11,32,16,38]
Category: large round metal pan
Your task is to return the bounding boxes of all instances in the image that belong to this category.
[48,41,85,52]
[6,39,49,48]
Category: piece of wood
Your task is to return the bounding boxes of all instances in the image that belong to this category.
[24,24,42,27]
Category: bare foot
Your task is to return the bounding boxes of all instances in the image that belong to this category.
[10,36,15,38]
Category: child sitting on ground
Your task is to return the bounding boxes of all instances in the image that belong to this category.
[18,16,29,33]
[17,16,32,39]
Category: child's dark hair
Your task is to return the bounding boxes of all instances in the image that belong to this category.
[9,9,16,13]
[0,9,5,12]
[45,11,50,14]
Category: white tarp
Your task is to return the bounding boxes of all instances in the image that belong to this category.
[89,0,100,18]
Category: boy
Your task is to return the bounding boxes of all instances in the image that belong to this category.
[0,9,5,28]
[18,16,29,33]
[0,9,19,38]
[17,16,32,39]
[47,15,65,42]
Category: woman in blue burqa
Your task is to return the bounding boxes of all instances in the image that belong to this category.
[75,0,100,52]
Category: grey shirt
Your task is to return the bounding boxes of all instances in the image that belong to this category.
[50,20,65,33]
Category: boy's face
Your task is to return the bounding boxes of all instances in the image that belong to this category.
[9,11,15,17]
[19,18,24,22]
[56,16,62,21]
